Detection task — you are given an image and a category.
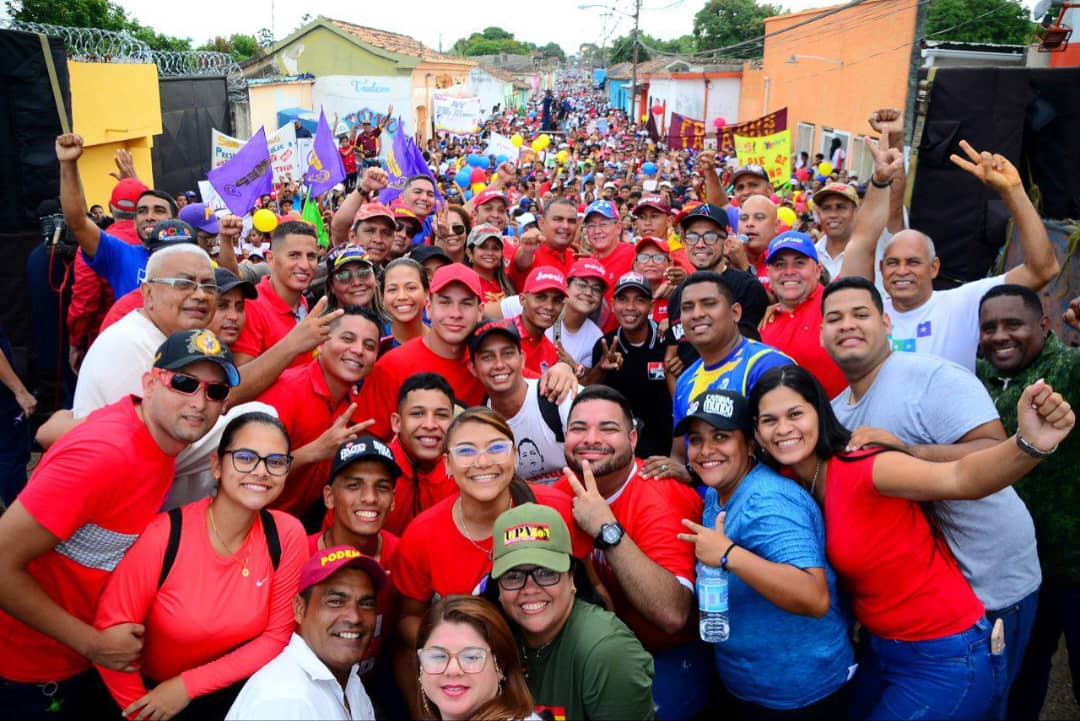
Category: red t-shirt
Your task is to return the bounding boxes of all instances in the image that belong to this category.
[591,243,636,302]
[553,463,702,653]
[824,452,984,641]
[759,285,847,399]
[306,529,400,677]
[355,337,485,441]
[340,145,358,174]
[257,359,358,516]
[0,397,175,682]
[391,485,589,601]
[508,244,575,290]
[751,255,772,294]
[98,288,143,335]
[479,277,506,304]
[233,275,309,366]
[652,298,669,325]
[94,497,307,709]
[357,128,382,158]
[513,315,560,374]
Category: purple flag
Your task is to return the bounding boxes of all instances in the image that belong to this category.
[379,125,441,205]
[303,109,346,197]
[207,127,273,216]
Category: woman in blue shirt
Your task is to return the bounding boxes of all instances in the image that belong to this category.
[676,388,853,719]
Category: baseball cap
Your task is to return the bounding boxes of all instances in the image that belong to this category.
[329,435,402,483]
[147,219,198,251]
[330,244,374,271]
[152,329,240,387]
[408,244,452,267]
[178,203,219,234]
[213,267,256,300]
[516,212,538,231]
[352,203,394,226]
[567,258,607,285]
[491,503,573,579]
[523,265,568,295]
[613,271,652,298]
[466,223,504,248]
[812,182,859,208]
[634,194,670,216]
[731,164,770,184]
[474,189,508,208]
[634,236,671,254]
[297,545,387,594]
[584,200,620,221]
[766,231,819,263]
[110,178,149,213]
[430,262,483,299]
[603,181,616,190]
[673,389,752,436]
[678,204,730,231]
[392,204,422,230]
[467,317,521,356]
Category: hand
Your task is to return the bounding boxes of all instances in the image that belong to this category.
[678,514,732,567]
[495,162,517,188]
[108,148,139,182]
[217,215,243,241]
[539,362,576,404]
[555,340,583,378]
[949,140,1021,195]
[724,235,750,271]
[595,338,624,371]
[865,136,904,186]
[1064,296,1080,332]
[1016,379,1075,453]
[867,108,903,139]
[309,403,375,462]
[697,150,716,174]
[664,351,685,378]
[434,205,451,239]
[68,346,85,376]
[87,622,144,671]
[640,456,692,483]
[125,676,191,721]
[515,227,542,265]
[284,296,343,354]
[55,133,84,163]
[563,460,618,538]
[14,387,37,418]
[359,167,389,193]
[845,426,910,453]
[663,265,687,288]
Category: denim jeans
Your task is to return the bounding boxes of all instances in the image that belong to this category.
[0,669,118,721]
[985,588,1039,720]
[652,641,714,720]
[1007,583,1080,720]
[851,618,995,720]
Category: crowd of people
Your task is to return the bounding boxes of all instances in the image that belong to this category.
[0,72,1077,721]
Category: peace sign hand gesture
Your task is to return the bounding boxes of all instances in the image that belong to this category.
[563,460,617,538]
[949,139,1021,195]
[678,512,732,567]
[596,338,624,371]
[435,205,451,239]
[864,136,904,187]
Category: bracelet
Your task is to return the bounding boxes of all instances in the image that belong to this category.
[1016,432,1057,459]
[720,542,738,570]
[870,176,891,189]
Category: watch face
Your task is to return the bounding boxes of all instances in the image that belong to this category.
[601,523,622,545]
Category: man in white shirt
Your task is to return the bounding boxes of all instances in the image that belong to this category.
[227,546,384,720]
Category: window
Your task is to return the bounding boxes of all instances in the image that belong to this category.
[848,135,875,183]
[795,122,815,163]
[819,129,851,171]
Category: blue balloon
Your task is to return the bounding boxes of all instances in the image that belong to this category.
[464,189,474,200]
[642,162,658,177]
[455,168,472,187]
[496,154,509,166]
[816,174,827,183]
[467,154,487,168]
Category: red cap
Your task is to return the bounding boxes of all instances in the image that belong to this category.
[473,188,508,208]
[634,194,670,216]
[524,265,568,295]
[634,236,671,254]
[568,258,607,285]
[110,178,149,213]
[671,200,704,228]
[430,262,483,299]
[297,545,386,594]
[393,204,422,228]
[352,203,394,226]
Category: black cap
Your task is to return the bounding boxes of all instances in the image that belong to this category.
[731,164,770,184]
[147,219,199,252]
[679,204,730,232]
[329,436,402,482]
[673,389,752,437]
[408,244,452,266]
[466,317,521,356]
[152,329,240,386]
[612,271,652,298]
[213,267,256,300]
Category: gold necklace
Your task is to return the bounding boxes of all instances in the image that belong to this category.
[208,505,251,577]
[808,459,823,497]
[455,496,510,561]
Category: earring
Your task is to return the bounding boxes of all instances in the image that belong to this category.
[418,675,433,715]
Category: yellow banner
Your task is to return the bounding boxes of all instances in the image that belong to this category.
[733,129,792,187]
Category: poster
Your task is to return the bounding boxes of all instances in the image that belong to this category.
[484,132,520,162]
[211,129,243,169]
[211,124,301,182]
[718,108,788,150]
[733,129,792,187]
[668,112,706,151]
[312,75,412,138]
[433,92,483,134]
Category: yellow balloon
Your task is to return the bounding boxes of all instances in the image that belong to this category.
[777,206,798,227]
[510,133,524,148]
[556,150,568,163]
[818,161,833,176]
[471,182,486,194]
[536,134,551,151]
[252,208,278,233]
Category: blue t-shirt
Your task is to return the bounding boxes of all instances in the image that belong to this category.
[673,336,791,429]
[702,464,853,709]
[726,205,739,233]
[84,228,149,297]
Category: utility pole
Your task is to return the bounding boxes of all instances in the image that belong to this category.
[631,0,641,123]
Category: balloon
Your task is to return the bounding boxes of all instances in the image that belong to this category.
[537,134,551,150]
[510,133,524,147]
[470,167,487,184]
[531,138,544,152]
[464,189,473,200]
[640,114,647,122]
[818,161,833,176]
[556,150,568,163]
[468,154,487,168]
[471,182,486,194]
[777,207,798,227]
[641,162,657,177]
[455,168,472,188]
[713,117,726,129]
[252,208,278,234]
[770,193,781,204]
[816,174,827,183]
[496,154,509,166]
[651,103,663,116]
[795,168,810,182]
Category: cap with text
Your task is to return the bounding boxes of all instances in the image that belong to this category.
[673,388,752,436]
[766,231,819,263]
[467,317,521,356]
[329,435,402,483]
[153,329,240,387]
[297,545,387,594]
[491,503,573,579]
[613,271,652,298]
[523,265,568,295]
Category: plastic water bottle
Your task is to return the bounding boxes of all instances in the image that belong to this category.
[697,562,729,643]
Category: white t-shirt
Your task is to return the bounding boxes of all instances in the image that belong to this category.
[73,310,165,419]
[493,378,576,486]
[499,296,602,368]
[815,227,892,289]
[884,274,1004,372]
[226,633,375,720]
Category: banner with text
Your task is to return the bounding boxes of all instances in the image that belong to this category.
[668,112,706,151]
[733,129,792,187]
[211,124,300,182]
[719,108,788,150]
[433,92,483,134]
[484,132,520,162]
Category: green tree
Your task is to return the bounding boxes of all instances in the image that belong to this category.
[693,0,782,52]
[480,26,514,41]
[256,27,274,47]
[926,0,1033,44]
[7,0,192,50]
[539,42,566,61]
[606,32,697,63]
[198,33,262,62]
[450,27,541,57]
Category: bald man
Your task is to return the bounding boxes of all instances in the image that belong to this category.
[734,195,780,292]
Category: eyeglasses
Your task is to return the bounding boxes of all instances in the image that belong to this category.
[497,566,563,591]
[448,440,514,463]
[153,368,230,402]
[417,647,490,674]
[395,221,419,235]
[683,231,723,246]
[147,277,219,295]
[222,448,293,476]
[636,252,668,264]
[450,224,467,235]
[333,267,374,283]
[569,278,605,296]
[583,219,617,232]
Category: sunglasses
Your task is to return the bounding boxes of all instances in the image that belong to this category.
[153,368,230,401]
[333,267,374,283]
[450,224,467,235]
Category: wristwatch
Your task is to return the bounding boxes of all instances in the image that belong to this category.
[594,521,625,550]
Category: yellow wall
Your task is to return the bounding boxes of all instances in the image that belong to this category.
[249,80,314,137]
[68,61,161,209]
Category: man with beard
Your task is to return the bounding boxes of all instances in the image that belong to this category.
[554,385,706,721]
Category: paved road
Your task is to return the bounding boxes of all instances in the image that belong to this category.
[1043,640,1078,720]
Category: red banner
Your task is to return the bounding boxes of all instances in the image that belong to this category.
[718,108,788,150]
[668,113,707,150]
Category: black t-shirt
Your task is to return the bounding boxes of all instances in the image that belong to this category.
[663,267,770,367]
[591,322,673,458]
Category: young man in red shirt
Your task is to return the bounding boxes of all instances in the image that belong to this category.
[471,188,510,231]
[514,266,566,374]
[0,329,237,718]
[509,197,578,286]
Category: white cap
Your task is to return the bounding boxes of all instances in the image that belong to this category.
[518,212,538,229]
[642,179,659,192]
[603,181,616,189]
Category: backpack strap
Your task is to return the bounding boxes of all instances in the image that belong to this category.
[536,383,565,444]
[158,508,183,590]
[261,509,281,571]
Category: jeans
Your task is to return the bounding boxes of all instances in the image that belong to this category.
[851,618,995,720]
[1007,583,1080,720]
[0,669,118,721]
[652,641,714,720]
[985,588,1039,720]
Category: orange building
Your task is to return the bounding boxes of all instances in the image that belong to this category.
[738,0,919,179]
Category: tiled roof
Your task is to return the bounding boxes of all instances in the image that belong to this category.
[328,18,470,64]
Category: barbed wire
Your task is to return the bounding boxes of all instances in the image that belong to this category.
[7,20,153,63]
[152,51,248,102]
